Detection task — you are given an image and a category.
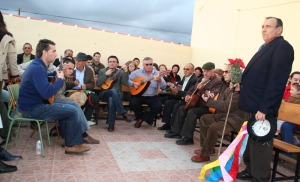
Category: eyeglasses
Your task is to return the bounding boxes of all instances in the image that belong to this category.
[183,68,190,71]
[224,70,229,74]
[145,63,153,66]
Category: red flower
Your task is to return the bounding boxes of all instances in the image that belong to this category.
[228,58,245,68]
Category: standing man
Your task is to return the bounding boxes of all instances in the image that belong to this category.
[237,17,294,181]
[91,52,105,75]
[18,39,90,154]
[17,43,35,64]
[96,55,131,132]
[129,57,167,128]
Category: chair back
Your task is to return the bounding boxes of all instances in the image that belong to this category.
[7,84,20,119]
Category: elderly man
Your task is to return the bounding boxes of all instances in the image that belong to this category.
[158,63,198,131]
[129,57,167,128]
[236,17,294,181]
[191,66,244,163]
[17,43,35,64]
[165,62,222,145]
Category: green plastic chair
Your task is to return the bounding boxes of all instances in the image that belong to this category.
[5,84,51,156]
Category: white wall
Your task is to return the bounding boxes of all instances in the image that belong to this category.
[191,0,300,72]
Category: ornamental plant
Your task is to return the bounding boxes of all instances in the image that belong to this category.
[228,58,245,84]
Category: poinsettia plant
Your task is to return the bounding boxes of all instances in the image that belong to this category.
[228,58,245,84]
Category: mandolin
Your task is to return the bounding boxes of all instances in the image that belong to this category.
[184,78,211,111]
[130,70,171,96]
[101,69,122,90]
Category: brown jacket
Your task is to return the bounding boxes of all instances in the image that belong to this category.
[66,66,95,90]
[206,87,244,131]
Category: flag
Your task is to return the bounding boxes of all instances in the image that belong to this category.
[199,122,249,182]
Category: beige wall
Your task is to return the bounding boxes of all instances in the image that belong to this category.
[191,0,300,72]
[3,13,192,76]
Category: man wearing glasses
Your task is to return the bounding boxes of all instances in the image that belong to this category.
[158,63,198,131]
[129,57,167,128]
[17,43,35,64]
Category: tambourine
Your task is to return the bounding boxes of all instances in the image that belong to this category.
[247,115,277,143]
[66,90,87,106]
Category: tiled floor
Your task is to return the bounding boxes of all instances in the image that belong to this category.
[0,116,296,182]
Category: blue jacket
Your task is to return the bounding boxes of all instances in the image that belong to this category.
[239,36,294,117]
[18,58,64,111]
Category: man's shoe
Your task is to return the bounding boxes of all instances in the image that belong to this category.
[0,160,17,173]
[83,135,100,144]
[87,121,95,126]
[236,170,253,180]
[145,120,154,126]
[123,113,132,122]
[0,148,22,161]
[158,124,171,131]
[134,119,143,128]
[108,125,115,132]
[164,132,181,139]
[65,144,91,154]
[176,137,194,145]
[194,148,215,155]
[191,154,210,163]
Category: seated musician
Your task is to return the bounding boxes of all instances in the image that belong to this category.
[129,57,167,128]
[96,55,132,132]
[66,52,95,125]
[165,62,222,145]
[17,39,90,154]
[55,57,99,144]
[191,66,244,162]
[158,63,198,131]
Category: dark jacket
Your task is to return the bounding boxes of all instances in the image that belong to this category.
[175,73,198,99]
[186,75,223,107]
[17,53,35,65]
[66,66,95,90]
[239,36,294,117]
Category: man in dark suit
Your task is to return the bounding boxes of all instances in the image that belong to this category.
[158,63,198,131]
[17,43,35,64]
[236,17,294,181]
[165,62,222,145]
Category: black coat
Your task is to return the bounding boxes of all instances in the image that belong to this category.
[17,53,35,65]
[239,36,294,117]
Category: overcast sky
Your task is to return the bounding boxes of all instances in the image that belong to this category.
[0,0,194,45]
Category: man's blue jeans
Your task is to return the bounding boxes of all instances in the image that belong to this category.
[21,103,84,147]
[55,100,90,132]
[281,122,299,157]
[102,89,126,125]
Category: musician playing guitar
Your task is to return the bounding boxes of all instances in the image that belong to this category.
[165,62,222,146]
[129,57,167,128]
[96,55,132,132]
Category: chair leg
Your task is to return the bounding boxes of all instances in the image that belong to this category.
[45,121,50,146]
[5,120,15,149]
[295,154,300,182]
[36,121,45,157]
[14,121,22,145]
[271,149,280,182]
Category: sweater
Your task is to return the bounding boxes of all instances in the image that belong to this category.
[18,58,64,111]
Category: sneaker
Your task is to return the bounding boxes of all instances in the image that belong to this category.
[87,121,95,126]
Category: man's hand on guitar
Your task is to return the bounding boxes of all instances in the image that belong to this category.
[185,95,191,102]
[105,69,113,76]
[56,70,64,80]
[154,74,162,83]
[197,83,205,90]
[81,84,86,90]
[201,93,214,102]
[74,79,79,86]
[133,82,140,89]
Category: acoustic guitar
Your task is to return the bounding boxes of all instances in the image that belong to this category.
[130,70,171,96]
[101,69,122,90]
[184,78,211,111]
